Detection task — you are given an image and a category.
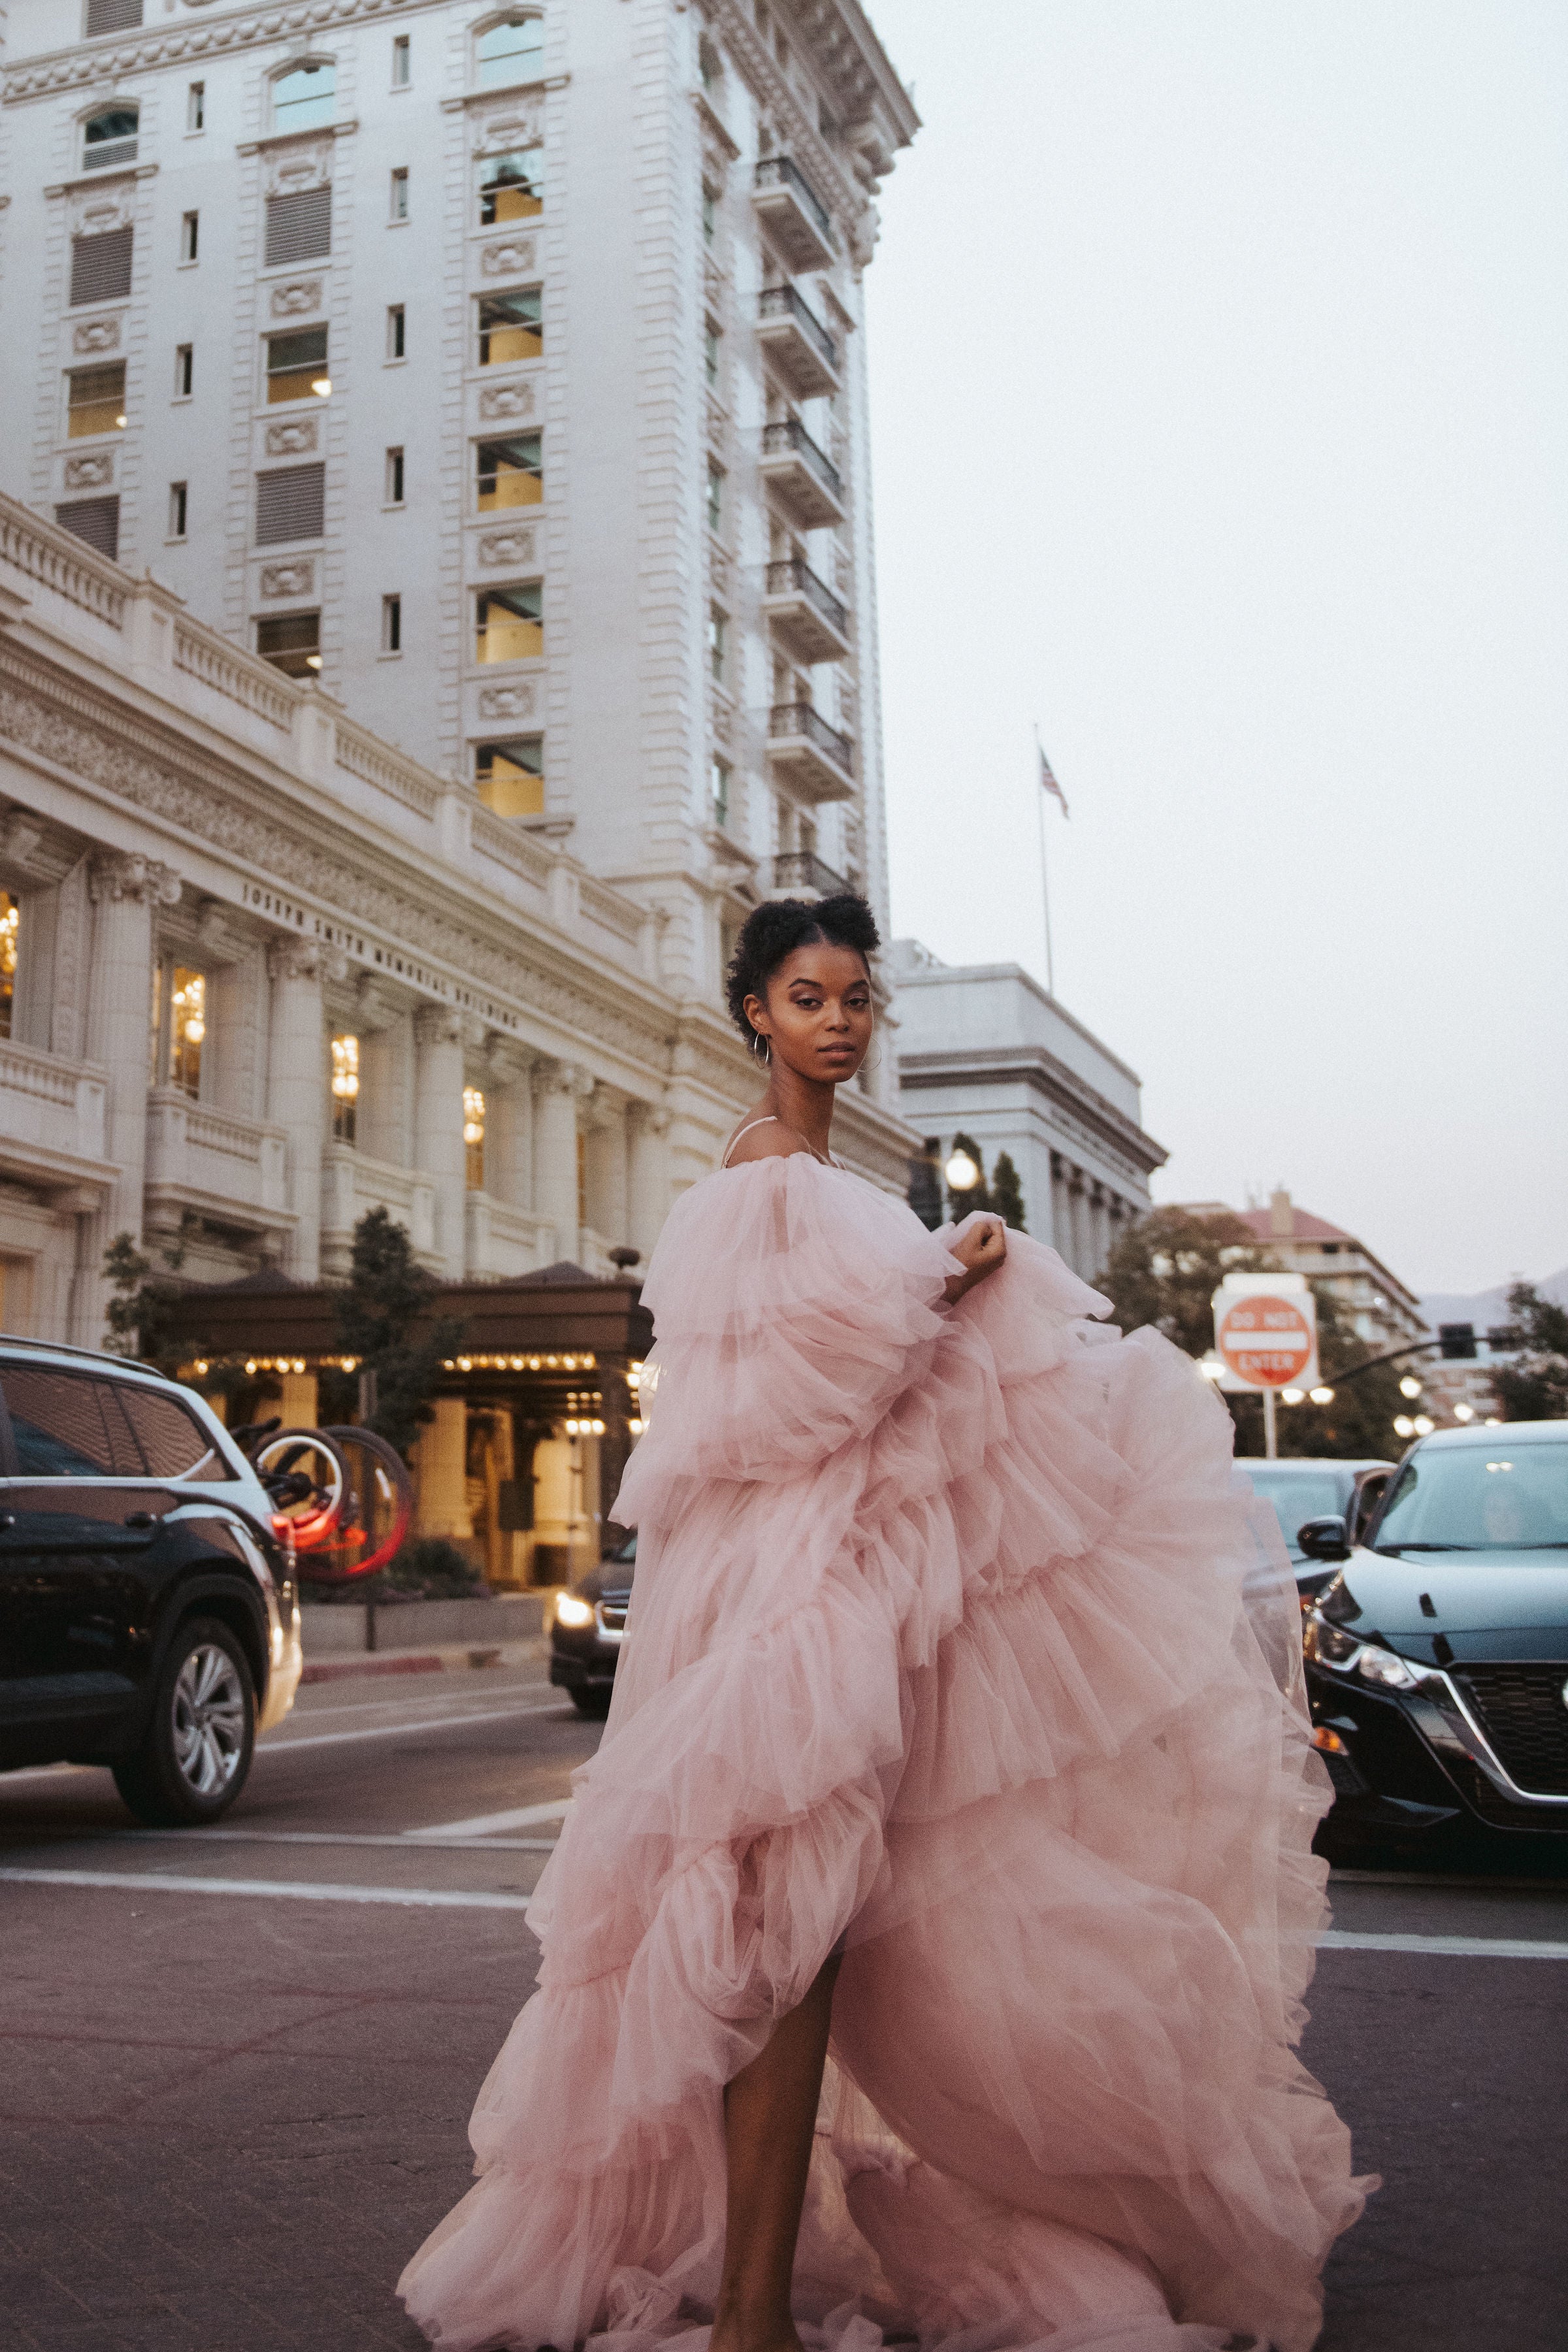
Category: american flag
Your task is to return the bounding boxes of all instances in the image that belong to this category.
[1037,738,1070,818]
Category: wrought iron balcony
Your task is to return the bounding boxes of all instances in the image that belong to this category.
[772,850,849,898]
[766,702,855,804]
[762,556,850,663]
[757,284,840,399]
[759,417,844,527]
[752,155,837,272]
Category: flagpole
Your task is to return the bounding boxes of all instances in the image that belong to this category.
[1034,727,1056,998]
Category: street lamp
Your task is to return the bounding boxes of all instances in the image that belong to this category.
[1412,1414,1435,1436]
[1309,1385,1335,1405]
[1393,1414,1416,1439]
[944,1147,981,1194]
[1399,1375,1423,1399]
[1281,1388,1305,1405]
[1453,1402,1475,1423]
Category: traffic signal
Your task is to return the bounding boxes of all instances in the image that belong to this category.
[1438,1322,1476,1359]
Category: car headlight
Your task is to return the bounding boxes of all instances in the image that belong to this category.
[1305,1611,1420,1690]
[554,1592,595,1629]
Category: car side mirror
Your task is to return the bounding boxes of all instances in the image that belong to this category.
[1298,1514,1351,1563]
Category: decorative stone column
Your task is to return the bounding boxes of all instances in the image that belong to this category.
[582,1094,630,1250]
[73,854,179,1339]
[85,851,180,1254]
[627,1102,671,1265]
[412,1396,472,1541]
[532,1061,590,1266]
[414,1004,469,1277]
[267,937,342,1281]
[484,1039,534,1209]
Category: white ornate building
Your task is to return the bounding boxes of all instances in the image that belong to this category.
[0,0,917,1002]
[890,940,1167,1286]
[0,0,923,1349]
[0,492,911,1347]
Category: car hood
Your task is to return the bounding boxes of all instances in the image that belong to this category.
[1330,1545,1568,1661]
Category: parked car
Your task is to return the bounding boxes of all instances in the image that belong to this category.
[548,1531,636,1716]
[0,1335,302,1823]
[1301,1420,1568,1854]
[1239,1456,1395,1598]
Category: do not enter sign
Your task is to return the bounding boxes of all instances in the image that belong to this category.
[1216,1292,1315,1390]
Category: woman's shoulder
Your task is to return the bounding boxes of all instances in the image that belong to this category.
[722,1115,816,1169]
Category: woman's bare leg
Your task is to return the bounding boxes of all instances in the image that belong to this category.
[710,1955,841,2352]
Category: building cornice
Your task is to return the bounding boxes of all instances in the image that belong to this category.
[4,0,444,101]
[898,1043,1169,1180]
[0,636,681,1085]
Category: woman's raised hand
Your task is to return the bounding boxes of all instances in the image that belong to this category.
[945,1212,1007,1303]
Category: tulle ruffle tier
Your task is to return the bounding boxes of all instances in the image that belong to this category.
[399,1158,1368,2352]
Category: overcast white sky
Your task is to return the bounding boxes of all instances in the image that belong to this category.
[864,1,1567,1296]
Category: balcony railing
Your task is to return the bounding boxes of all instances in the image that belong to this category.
[773,850,848,897]
[754,155,836,249]
[764,557,847,640]
[760,417,842,502]
[759,284,838,373]
[769,702,853,770]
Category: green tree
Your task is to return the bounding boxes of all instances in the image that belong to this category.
[990,1152,1026,1232]
[102,1213,200,1372]
[1489,1282,1568,1421]
[945,1132,991,1220]
[1096,1205,1264,1359]
[334,1206,465,1461]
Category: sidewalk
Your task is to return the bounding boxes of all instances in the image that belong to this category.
[299,1637,547,1688]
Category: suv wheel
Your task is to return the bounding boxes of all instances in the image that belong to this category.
[113,1618,256,1827]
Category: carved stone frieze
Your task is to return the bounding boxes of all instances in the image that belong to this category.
[474,102,544,155]
[270,278,325,318]
[0,663,676,1070]
[71,316,122,356]
[63,453,114,491]
[481,237,537,278]
[476,682,538,723]
[265,418,319,457]
[68,186,134,238]
[264,143,333,199]
[267,934,347,985]
[259,561,316,600]
[88,849,181,907]
[476,526,537,570]
[478,380,537,423]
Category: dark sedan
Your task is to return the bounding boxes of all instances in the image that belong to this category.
[1239,1456,1394,1598]
[1301,1421,1568,1855]
[547,1533,635,1716]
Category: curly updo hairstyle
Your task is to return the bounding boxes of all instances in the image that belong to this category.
[724,893,881,1045]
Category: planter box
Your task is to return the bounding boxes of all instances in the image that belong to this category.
[300,1592,546,1655]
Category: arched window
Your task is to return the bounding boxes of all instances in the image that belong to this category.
[476,14,544,88]
[82,106,139,172]
[272,61,336,135]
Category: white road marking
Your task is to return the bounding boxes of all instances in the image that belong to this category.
[4,1866,1565,1953]
[404,1798,572,1838]
[0,1867,534,1912]
[257,1693,568,1756]
[1318,1929,1568,1959]
[110,1827,559,1854]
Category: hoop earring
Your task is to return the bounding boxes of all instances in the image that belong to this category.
[751,1031,770,1066]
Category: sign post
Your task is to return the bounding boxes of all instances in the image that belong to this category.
[1212,1276,1318,1460]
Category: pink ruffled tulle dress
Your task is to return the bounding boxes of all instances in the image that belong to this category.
[399,1157,1370,2352]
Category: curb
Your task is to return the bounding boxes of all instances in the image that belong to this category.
[300,1638,547,1687]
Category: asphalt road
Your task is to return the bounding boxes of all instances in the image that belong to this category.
[3,1661,1565,2352]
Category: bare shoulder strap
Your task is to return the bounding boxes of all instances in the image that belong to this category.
[722,1116,779,1168]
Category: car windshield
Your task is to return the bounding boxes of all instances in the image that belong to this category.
[1375,1442,1568,1552]
[1245,1467,1348,1561]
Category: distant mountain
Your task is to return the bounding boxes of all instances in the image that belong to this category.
[1420,1267,1568,1334]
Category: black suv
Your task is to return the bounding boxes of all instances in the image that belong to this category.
[0,1337,302,1823]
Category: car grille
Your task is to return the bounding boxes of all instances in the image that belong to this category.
[1453,1664,1568,1796]
[599,1592,630,1633]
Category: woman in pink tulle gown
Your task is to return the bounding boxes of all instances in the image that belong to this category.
[400,895,1369,2352]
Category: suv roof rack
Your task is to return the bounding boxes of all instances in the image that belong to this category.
[0,1331,178,1381]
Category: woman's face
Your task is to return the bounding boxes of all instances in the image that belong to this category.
[747,942,873,1085]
